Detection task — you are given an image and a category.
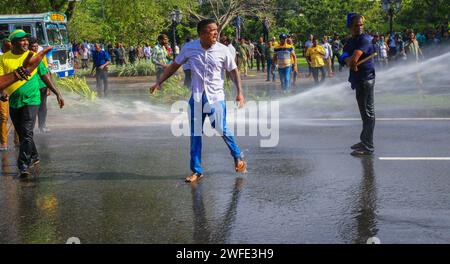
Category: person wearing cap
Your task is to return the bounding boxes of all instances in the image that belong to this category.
[149,19,247,183]
[339,14,376,156]
[273,33,297,93]
[0,29,64,177]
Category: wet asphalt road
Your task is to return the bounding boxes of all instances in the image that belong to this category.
[1,114,449,244]
[1,59,450,244]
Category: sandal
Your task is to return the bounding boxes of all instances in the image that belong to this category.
[185,173,203,183]
[235,159,247,173]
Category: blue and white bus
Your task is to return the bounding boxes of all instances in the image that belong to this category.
[0,12,74,77]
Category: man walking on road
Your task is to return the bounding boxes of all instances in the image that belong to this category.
[91,43,110,97]
[150,19,247,183]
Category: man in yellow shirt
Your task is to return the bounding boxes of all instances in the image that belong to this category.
[0,30,64,178]
[306,37,326,84]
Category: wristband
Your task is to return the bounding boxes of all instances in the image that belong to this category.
[13,69,23,81]
[20,66,31,76]
[15,67,28,81]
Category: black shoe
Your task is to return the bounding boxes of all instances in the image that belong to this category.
[351,142,364,150]
[19,169,31,179]
[351,149,373,156]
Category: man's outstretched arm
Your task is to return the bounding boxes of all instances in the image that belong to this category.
[0,47,53,91]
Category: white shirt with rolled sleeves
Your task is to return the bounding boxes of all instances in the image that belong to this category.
[175,40,237,104]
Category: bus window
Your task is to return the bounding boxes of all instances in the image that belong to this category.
[0,24,8,35]
[35,22,46,45]
[13,24,32,34]
[46,23,62,45]
[58,24,69,44]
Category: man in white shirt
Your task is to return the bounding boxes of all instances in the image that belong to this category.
[150,19,247,183]
[144,43,152,60]
[321,36,333,77]
[304,34,314,77]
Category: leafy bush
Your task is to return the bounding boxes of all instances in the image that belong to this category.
[76,60,156,77]
[54,76,97,101]
[150,75,190,103]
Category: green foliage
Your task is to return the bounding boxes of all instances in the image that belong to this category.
[0,0,446,49]
[76,61,156,77]
[271,0,447,41]
[151,75,190,104]
[54,75,97,101]
[113,61,156,77]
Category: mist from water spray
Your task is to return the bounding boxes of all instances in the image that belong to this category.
[274,51,450,121]
[47,51,450,129]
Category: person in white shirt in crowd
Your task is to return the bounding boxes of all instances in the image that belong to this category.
[150,19,247,183]
[304,34,314,77]
[248,40,255,70]
[144,43,152,61]
[321,36,334,77]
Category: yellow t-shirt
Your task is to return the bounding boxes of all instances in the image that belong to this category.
[306,45,325,67]
[0,51,47,108]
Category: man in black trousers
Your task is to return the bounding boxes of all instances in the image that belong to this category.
[340,13,376,156]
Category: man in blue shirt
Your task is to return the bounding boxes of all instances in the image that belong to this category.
[91,43,110,97]
[340,13,376,156]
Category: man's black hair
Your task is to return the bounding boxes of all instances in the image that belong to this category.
[197,19,216,34]
[158,34,167,41]
[350,14,364,28]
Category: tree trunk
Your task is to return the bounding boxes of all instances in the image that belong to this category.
[66,1,77,20]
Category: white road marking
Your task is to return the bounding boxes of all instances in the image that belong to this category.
[303,118,450,121]
[379,157,450,161]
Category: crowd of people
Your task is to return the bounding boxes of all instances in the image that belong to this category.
[71,40,180,69]
[220,26,449,91]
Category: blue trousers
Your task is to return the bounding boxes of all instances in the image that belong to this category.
[278,66,292,91]
[267,59,276,81]
[189,94,242,174]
